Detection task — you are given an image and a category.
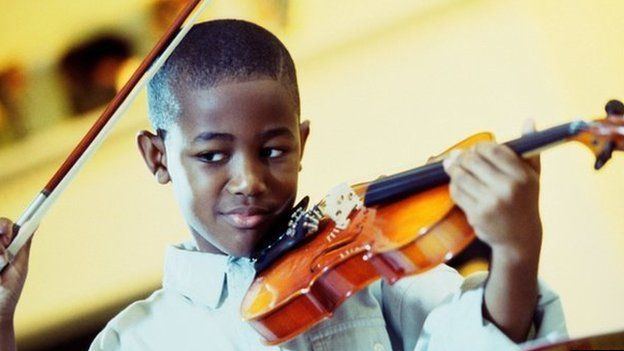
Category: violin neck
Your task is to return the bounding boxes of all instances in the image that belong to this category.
[363,121,588,206]
[504,121,586,157]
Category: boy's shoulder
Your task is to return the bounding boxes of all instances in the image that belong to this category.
[89,288,193,350]
[106,289,169,331]
[94,289,169,340]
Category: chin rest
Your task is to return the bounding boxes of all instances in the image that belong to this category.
[253,197,321,272]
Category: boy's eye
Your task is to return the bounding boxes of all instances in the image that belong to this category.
[197,151,228,163]
[262,148,285,159]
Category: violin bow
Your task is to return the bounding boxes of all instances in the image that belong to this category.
[0,0,210,272]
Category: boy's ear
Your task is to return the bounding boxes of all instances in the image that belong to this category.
[299,119,310,160]
[137,130,170,184]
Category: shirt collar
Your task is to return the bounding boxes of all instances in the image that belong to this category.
[162,242,256,309]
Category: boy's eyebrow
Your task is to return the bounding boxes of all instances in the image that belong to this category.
[192,128,295,143]
[260,127,295,140]
[193,132,235,143]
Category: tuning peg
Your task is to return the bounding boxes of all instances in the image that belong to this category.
[594,141,615,170]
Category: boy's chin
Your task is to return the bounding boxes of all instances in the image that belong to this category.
[225,246,256,258]
[224,230,269,258]
[191,227,264,258]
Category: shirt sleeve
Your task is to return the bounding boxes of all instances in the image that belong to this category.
[89,325,122,351]
[381,267,567,351]
[412,271,567,351]
[380,264,464,351]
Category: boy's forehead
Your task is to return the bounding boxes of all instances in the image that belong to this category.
[171,79,299,137]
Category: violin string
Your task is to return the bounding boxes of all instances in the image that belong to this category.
[364,122,579,206]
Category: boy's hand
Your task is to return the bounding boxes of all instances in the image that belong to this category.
[0,218,31,323]
[443,120,542,342]
[443,121,542,260]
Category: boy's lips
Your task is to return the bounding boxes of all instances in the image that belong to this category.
[221,207,271,230]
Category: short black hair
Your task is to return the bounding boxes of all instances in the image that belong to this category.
[147,19,300,132]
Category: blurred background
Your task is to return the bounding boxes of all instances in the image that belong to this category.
[0,0,623,349]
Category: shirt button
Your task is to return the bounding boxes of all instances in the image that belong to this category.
[373,342,385,351]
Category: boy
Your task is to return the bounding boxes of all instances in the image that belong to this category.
[0,19,565,350]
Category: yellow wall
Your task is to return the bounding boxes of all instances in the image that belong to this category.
[1,0,623,346]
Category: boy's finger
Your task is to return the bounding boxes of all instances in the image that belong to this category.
[473,143,523,178]
[0,242,6,269]
[522,119,541,173]
[442,149,463,170]
[10,238,32,273]
[0,218,15,247]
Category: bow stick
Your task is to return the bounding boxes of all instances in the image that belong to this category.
[0,0,210,272]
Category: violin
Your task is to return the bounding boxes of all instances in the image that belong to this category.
[241,100,624,345]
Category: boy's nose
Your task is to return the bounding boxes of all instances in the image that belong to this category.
[226,157,268,198]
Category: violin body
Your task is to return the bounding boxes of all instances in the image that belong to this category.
[242,103,624,345]
[241,133,491,344]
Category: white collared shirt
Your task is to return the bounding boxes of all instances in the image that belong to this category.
[89,242,566,351]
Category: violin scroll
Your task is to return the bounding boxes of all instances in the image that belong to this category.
[573,99,624,170]
[605,99,624,116]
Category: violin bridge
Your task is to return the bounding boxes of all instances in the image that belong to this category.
[319,183,363,230]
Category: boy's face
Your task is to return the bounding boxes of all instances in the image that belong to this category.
[139,79,309,257]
